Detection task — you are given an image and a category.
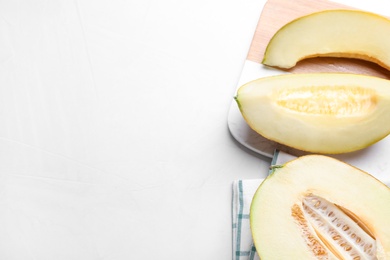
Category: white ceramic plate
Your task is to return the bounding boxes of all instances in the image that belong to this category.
[228,60,390,185]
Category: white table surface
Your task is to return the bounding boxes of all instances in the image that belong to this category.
[0,0,386,259]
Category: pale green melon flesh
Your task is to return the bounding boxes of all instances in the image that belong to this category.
[262,10,390,70]
[235,73,390,154]
[250,155,390,259]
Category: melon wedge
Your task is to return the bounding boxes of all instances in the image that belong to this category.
[262,9,390,71]
[250,155,390,259]
[235,73,390,154]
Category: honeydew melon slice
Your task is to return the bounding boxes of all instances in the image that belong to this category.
[234,73,390,154]
[262,9,390,71]
[250,155,390,259]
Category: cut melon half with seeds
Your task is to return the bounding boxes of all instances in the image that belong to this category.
[262,9,390,71]
[235,73,390,154]
[250,155,390,259]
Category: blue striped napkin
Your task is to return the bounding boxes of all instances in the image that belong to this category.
[232,150,296,260]
[232,179,262,260]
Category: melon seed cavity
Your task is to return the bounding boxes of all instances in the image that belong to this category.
[276,86,377,116]
[292,195,377,259]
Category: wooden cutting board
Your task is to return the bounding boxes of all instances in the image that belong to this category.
[246,0,390,79]
[228,0,390,183]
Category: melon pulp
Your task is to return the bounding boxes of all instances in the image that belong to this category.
[262,9,390,71]
[235,73,390,154]
[250,155,390,259]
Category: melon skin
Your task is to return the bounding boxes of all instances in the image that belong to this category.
[250,155,390,259]
[235,73,390,154]
[262,9,390,71]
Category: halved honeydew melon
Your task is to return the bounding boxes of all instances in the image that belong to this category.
[250,155,390,259]
[235,73,390,154]
[262,9,390,71]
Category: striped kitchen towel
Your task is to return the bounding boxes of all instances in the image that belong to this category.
[232,150,296,260]
[232,179,262,260]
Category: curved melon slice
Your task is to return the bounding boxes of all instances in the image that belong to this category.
[235,73,390,154]
[250,155,390,259]
[262,9,390,71]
